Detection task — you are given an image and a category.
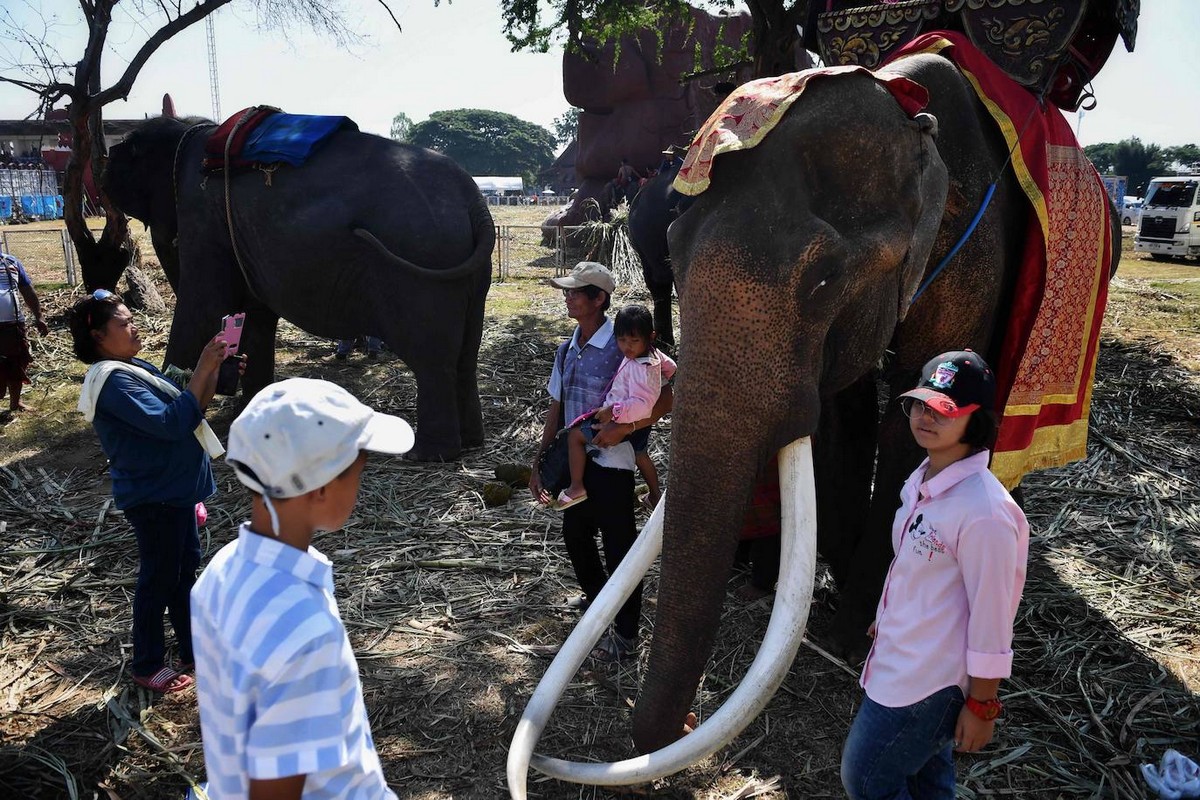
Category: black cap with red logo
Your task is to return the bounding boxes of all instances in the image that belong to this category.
[899,350,996,419]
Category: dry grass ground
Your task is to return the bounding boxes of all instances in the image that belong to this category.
[0,218,1196,799]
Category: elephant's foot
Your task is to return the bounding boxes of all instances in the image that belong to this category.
[460,434,485,450]
[403,442,462,462]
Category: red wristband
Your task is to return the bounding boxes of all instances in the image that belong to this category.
[965,696,1003,721]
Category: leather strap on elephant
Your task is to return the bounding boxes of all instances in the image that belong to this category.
[172,122,214,230]
[222,108,271,303]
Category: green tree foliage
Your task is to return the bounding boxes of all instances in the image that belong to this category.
[1164,144,1200,173]
[409,109,556,186]
[1085,138,1174,196]
[390,112,414,142]
[499,0,806,79]
[1113,138,1166,197]
[1084,143,1117,174]
[552,108,580,147]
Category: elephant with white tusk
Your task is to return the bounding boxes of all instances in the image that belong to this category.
[511,36,1121,794]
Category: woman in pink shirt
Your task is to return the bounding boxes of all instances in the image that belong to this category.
[557,305,676,509]
[841,350,1030,799]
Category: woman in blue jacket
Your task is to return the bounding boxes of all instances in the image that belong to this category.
[69,290,233,693]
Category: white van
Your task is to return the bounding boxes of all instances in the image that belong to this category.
[1134,176,1200,260]
[1121,197,1142,226]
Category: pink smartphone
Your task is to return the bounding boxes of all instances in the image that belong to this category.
[220,313,246,356]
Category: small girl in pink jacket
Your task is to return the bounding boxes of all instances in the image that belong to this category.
[557,305,676,509]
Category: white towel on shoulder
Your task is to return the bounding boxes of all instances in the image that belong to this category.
[77,360,225,458]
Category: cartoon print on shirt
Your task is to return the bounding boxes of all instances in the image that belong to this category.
[907,512,948,561]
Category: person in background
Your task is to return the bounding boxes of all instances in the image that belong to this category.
[0,250,49,415]
[335,336,383,360]
[529,263,672,663]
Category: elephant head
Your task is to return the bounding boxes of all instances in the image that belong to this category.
[633,71,948,755]
[104,116,200,290]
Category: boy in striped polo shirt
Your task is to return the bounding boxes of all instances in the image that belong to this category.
[190,378,413,799]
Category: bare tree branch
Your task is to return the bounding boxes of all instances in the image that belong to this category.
[372,0,401,33]
[94,0,235,106]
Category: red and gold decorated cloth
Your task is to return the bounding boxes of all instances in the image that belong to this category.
[673,66,930,196]
[892,32,1113,489]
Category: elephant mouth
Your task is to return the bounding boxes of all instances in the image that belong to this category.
[507,437,819,796]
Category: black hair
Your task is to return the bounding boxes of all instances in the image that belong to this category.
[67,292,125,364]
[960,408,999,450]
[613,304,654,343]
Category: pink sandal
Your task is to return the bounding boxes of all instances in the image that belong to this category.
[132,666,194,694]
[555,489,588,510]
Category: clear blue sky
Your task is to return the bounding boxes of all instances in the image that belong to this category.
[1,0,1196,149]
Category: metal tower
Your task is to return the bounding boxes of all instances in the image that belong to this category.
[206,15,221,120]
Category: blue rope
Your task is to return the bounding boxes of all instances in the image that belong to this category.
[910,181,997,304]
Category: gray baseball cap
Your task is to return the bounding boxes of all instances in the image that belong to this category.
[549,261,615,295]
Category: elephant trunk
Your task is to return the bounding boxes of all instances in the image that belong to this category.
[632,417,760,753]
[632,268,818,753]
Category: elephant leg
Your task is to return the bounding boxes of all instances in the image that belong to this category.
[163,247,241,379]
[407,362,462,461]
[239,303,278,399]
[648,278,675,348]
[828,388,924,663]
[455,277,488,449]
[813,374,878,592]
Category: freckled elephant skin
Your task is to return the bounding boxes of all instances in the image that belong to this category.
[633,53,1056,754]
[103,116,494,461]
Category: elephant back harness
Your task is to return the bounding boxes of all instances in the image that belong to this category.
[171,107,358,303]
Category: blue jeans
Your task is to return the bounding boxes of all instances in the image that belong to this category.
[124,503,202,677]
[841,685,965,800]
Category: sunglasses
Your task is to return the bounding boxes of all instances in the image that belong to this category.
[86,288,116,327]
[900,397,953,427]
[562,287,600,299]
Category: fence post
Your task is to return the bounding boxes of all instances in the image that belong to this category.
[61,229,77,286]
[555,226,564,275]
[1,230,8,256]
[501,225,509,282]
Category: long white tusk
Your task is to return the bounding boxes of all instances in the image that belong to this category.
[507,491,667,799]
[524,436,818,787]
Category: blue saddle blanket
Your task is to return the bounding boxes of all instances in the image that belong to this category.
[239,114,357,166]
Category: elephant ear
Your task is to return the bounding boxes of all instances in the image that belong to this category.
[896,112,949,322]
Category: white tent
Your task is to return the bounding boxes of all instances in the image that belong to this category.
[473,176,524,194]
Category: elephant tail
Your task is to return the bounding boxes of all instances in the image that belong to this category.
[352,202,495,282]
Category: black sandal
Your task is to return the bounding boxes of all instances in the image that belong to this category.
[590,631,636,663]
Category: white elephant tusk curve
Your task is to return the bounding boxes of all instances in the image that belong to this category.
[522,436,818,788]
[506,491,666,800]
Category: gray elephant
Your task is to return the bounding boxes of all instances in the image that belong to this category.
[103,116,494,460]
[626,157,688,348]
[510,40,1120,792]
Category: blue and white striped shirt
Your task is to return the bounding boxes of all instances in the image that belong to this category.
[191,525,396,799]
